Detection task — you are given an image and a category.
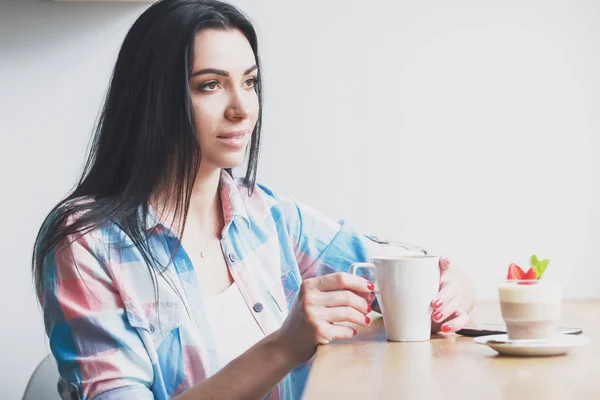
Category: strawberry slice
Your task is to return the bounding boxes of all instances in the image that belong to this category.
[507,263,526,280]
[520,267,537,284]
[507,263,537,281]
[523,267,536,280]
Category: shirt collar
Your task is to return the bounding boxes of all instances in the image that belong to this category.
[143,169,251,236]
[219,169,251,230]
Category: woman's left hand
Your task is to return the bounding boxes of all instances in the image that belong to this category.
[430,257,475,333]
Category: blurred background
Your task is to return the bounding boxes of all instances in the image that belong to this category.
[1,0,598,398]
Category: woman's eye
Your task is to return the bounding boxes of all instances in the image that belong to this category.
[199,81,220,92]
[244,77,258,88]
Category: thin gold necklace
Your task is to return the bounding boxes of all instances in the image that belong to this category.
[186,229,221,258]
[199,235,217,258]
[150,200,222,258]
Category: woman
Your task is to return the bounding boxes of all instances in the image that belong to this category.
[33,1,475,399]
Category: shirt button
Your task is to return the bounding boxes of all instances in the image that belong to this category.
[253,303,263,313]
[228,253,237,263]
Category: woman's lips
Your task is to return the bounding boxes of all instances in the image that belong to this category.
[217,131,249,148]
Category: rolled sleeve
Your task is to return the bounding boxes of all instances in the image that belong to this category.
[93,385,154,400]
[276,193,417,279]
[40,229,154,400]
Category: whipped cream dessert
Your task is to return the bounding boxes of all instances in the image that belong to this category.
[498,281,562,304]
[498,281,562,340]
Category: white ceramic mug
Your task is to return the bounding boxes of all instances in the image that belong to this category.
[350,255,440,342]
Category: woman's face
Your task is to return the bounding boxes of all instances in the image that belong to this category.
[189,29,259,171]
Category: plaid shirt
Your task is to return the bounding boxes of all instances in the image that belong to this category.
[40,171,420,400]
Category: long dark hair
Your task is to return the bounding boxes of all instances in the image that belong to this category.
[32,0,263,297]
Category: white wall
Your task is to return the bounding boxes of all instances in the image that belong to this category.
[1,0,598,398]
[0,1,150,398]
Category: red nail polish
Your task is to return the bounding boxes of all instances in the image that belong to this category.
[433,311,444,321]
[433,299,443,309]
[367,282,375,290]
[352,328,357,336]
[367,305,372,313]
[442,325,452,333]
[365,315,371,324]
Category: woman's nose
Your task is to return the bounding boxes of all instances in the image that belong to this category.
[225,89,252,120]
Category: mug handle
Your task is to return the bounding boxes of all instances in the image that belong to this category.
[349,262,379,293]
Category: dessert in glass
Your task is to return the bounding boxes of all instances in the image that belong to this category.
[499,256,562,340]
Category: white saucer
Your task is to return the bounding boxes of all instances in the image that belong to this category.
[474,334,590,357]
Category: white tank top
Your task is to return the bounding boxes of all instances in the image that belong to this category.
[203,282,266,369]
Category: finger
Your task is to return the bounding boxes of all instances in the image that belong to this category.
[328,324,357,341]
[321,290,370,314]
[314,322,357,344]
[353,290,376,309]
[439,309,470,333]
[326,306,370,326]
[439,257,452,272]
[432,293,462,324]
[316,272,374,293]
[355,277,377,305]
[431,280,457,310]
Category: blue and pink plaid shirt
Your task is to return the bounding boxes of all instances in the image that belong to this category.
[39,171,415,399]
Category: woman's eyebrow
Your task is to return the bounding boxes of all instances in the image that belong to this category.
[190,64,258,78]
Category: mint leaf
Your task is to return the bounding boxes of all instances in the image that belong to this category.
[531,254,539,267]
[536,259,549,278]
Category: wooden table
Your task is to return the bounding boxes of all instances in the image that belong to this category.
[303,300,600,400]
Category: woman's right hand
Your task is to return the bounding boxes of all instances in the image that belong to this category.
[274,272,375,365]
